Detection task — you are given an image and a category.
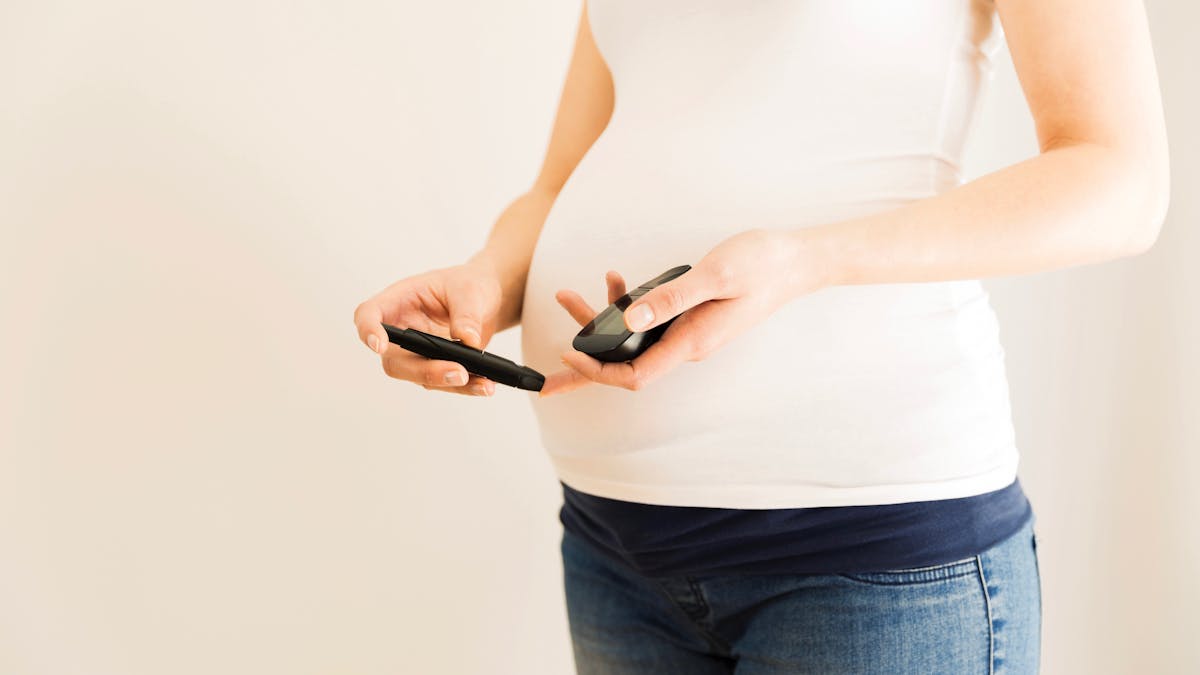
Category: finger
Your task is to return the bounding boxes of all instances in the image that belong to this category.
[353,300,389,355]
[445,279,489,350]
[555,288,598,327]
[420,374,497,396]
[375,316,448,360]
[537,365,593,397]
[559,350,646,391]
[605,270,627,304]
[559,326,693,391]
[623,264,722,332]
[381,351,474,388]
[385,352,497,396]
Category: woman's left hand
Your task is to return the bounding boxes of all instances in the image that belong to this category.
[538,227,832,397]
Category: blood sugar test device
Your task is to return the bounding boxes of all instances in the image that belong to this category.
[572,265,691,362]
[382,324,545,392]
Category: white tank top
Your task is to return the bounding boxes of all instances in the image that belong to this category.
[520,0,1019,508]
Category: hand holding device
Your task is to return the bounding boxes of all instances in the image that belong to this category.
[383,325,545,392]
[353,262,505,396]
[538,265,694,396]
[550,228,815,395]
[573,265,692,362]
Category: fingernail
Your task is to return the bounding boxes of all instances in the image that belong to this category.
[627,304,654,331]
[367,334,380,353]
[464,328,481,346]
[445,370,466,385]
[472,384,489,396]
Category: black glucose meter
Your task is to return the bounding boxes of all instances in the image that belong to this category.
[572,265,692,362]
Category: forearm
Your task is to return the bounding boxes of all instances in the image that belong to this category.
[794,141,1170,294]
[467,185,559,332]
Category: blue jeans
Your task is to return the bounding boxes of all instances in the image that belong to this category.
[561,515,1041,674]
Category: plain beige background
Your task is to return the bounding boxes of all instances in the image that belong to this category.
[1,1,1196,673]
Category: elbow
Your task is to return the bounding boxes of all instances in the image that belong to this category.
[1111,140,1171,258]
[1123,156,1170,257]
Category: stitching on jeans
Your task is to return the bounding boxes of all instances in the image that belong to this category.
[835,560,978,586]
[564,530,730,657]
[879,556,977,573]
[679,576,731,654]
[687,576,712,621]
[976,555,995,675]
[645,577,731,656]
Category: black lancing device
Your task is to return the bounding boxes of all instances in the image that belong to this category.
[572,264,692,362]
[382,324,545,392]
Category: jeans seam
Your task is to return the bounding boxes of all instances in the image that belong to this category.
[644,577,732,657]
[880,556,977,573]
[976,554,995,675]
[686,576,712,620]
[836,561,977,586]
[678,576,731,655]
[564,531,732,659]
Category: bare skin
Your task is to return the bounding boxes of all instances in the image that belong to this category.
[356,0,1169,398]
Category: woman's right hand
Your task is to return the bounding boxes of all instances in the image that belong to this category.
[353,261,504,396]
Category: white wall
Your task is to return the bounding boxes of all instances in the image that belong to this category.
[0,1,1195,673]
[968,3,1199,670]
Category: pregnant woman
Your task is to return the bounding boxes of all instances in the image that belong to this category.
[354,0,1168,672]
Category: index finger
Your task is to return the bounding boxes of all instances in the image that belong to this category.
[353,300,388,354]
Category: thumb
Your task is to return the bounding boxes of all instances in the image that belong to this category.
[623,267,717,332]
[447,292,487,350]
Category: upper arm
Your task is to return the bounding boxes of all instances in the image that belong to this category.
[995,0,1169,180]
[532,1,615,196]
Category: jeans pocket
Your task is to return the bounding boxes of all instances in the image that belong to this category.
[836,557,978,586]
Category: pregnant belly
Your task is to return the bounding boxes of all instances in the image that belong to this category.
[519,137,1009,481]
[522,272,1012,491]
